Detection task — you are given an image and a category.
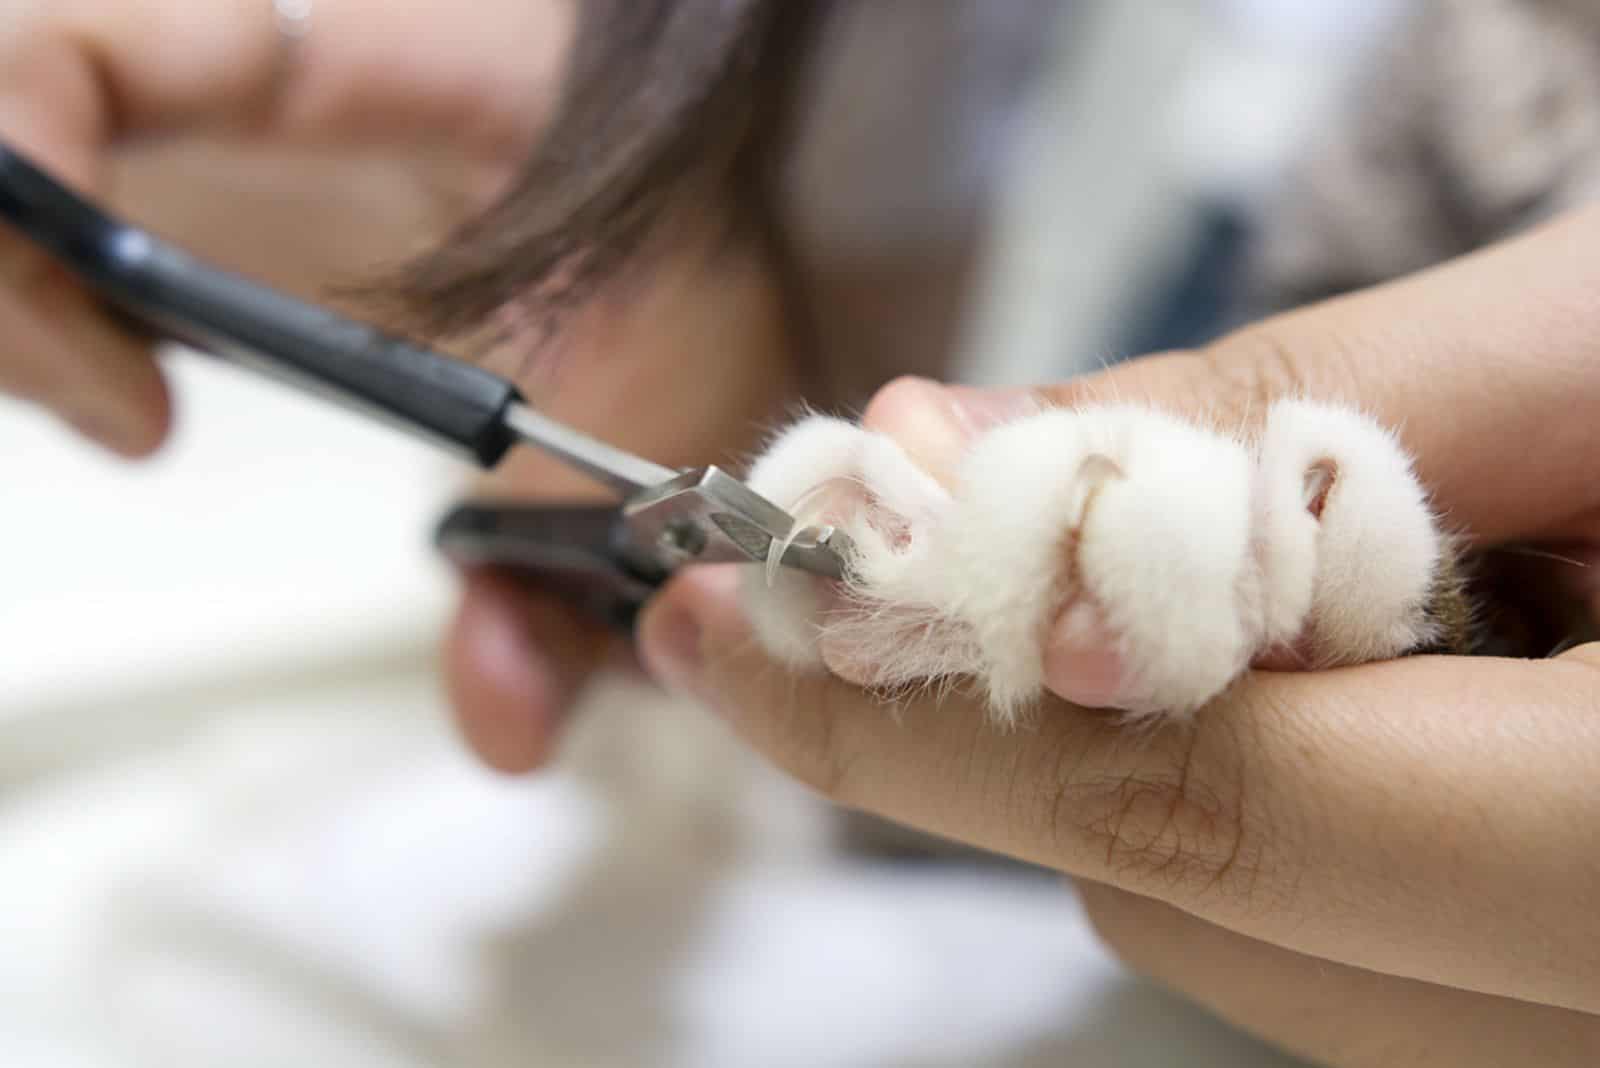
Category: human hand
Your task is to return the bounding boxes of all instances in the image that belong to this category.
[634,206,1600,1065]
[0,0,568,455]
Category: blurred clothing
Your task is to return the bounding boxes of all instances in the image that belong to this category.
[1252,0,1600,306]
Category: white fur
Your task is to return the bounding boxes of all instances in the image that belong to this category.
[741,399,1444,722]
[1259,400,1442,665]
[740,416,863,669]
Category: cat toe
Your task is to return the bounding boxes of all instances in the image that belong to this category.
[1259,400,1443,664]
[948,406,1259,719]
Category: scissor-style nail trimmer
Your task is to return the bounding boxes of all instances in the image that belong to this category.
[0,142,850,630]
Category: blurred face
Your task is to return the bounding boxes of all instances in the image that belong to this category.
[477,223,799,499]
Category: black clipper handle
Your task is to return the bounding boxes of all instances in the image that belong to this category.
[434,502,671,633]
[0,141,521,467]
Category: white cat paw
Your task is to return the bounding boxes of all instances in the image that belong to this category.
[740,398,1444,723]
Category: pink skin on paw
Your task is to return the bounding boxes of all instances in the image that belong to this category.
[1042,600,1133,709]
[1253,641,1312,672]
[815,584,872,684]
[1252,461,1341,672]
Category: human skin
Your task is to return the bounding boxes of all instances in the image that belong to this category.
[635,208,1600,1066]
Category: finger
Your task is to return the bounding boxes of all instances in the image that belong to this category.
[0,279,171,456]
[38,0,563,157]
[1076,881,1600,1068]
[0,40,171,456]
[866,207,1600,545]
[443,568,610,774]
[638,568,1600,1013]
[1033,206,1600,545]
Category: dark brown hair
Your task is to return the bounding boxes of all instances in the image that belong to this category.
[377,0,812,344]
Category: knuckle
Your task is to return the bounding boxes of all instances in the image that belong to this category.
[1199,323,1313,433]
[1044,713,1286,912]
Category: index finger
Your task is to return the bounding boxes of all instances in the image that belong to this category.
[1041,205,1600,546]
[641,565,1600,1016]
[0,17,165,452]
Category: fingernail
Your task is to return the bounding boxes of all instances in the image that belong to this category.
[944,386,1042,437]
[645,604,703,696]
[477,594,559,700]
[447,572,590,773]
[870,377,970,475]
[868,379,1041,486]
[1043,601,1130,709]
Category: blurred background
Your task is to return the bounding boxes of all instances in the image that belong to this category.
[4,0,1538,1062]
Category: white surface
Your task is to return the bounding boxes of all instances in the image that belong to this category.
[0,673,1305,1068]
[0,345,461,732]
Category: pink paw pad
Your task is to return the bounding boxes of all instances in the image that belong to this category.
[1042,600,1136,710]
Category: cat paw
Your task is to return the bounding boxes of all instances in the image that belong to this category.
[740,398,1445,723]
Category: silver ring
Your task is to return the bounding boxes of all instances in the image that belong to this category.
[273,0,312,43]
[267,0,310,106]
